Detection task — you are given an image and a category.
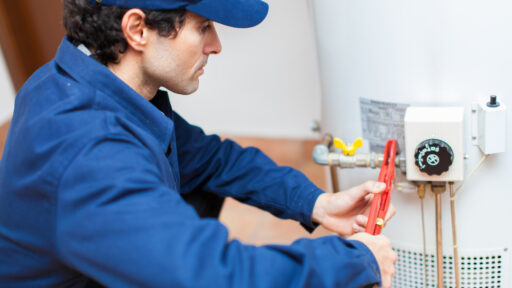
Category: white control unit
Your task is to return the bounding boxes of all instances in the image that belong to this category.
[404,107,465,182]
[472,96,507,155]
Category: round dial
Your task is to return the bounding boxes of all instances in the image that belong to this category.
[414,139,454,176]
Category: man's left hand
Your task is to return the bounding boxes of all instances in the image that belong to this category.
[312,181,396,236]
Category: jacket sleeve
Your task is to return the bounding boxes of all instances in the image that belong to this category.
[56,134,381,288]
[173,112,323,229]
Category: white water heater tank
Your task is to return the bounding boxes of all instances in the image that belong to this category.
[310,0,510,287]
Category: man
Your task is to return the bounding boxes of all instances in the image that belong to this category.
[0,0,397,287]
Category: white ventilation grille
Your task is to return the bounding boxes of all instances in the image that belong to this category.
[392,244,508,288]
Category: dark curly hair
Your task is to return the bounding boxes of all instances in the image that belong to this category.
[63,0,186,65]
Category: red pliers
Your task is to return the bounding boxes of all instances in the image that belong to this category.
[365,139,397,235]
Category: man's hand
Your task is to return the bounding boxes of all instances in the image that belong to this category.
[312,181,396,236]
[349,233,397,288]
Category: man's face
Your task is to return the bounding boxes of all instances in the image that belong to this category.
[142,12,222,95]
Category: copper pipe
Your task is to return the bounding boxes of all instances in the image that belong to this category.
[321,133,339,192]
[418,184,428,288]
[321,133,333,147]
[329,165,339,192]
[449,182,461,288]
[435,191,444,288]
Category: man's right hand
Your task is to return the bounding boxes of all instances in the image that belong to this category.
[349,232,397,288]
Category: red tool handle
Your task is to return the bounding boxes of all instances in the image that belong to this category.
[365,139,397,235]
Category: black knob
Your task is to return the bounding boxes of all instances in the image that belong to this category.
[414,139,454,176]
[487,95,500,108]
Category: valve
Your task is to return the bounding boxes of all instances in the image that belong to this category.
[414,139,454,176]
[333,137,363,156]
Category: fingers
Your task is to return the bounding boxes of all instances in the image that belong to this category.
[359,180,387,196]
[364,193,374,202]
[356,214,368,226]
[384,204,396,223]
[381,250,398,288]
[352,222,366,233]
[343,181,386,203]
[355,214,368,230]
[337,181,386,201]
[365,181,386,193]
[376,235,397,288]
[351,234,396,288]
[360,204,395,232]
[349,214,369,234]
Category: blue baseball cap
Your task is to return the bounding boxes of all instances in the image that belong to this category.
[91,0,269,28]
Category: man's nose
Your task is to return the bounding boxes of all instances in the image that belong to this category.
[204,24,222,55]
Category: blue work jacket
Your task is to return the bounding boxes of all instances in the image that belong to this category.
[0,37,380,287]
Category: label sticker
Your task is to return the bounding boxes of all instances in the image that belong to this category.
[360,97,409,154]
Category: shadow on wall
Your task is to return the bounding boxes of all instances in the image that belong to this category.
[0,0,65,91]
[0,120,10,159]
[0,0,64,159]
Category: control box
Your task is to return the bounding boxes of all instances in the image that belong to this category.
[472,95,507,154]
[404,107,464,182]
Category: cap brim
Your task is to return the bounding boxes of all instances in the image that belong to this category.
[187,0,269,28]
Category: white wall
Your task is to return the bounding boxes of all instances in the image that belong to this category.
[169,0,322,139]
[0,45,15,124]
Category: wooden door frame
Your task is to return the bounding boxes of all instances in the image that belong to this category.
[0,1,42,91]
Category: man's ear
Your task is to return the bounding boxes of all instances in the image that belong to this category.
[121,9,149,52]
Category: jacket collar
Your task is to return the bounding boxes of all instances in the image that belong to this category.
[54,37,173,153]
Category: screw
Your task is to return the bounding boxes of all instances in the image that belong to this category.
[311,120,321,133]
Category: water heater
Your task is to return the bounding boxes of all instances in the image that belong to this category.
[310,0,510,287]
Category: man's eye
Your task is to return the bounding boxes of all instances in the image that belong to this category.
[201,23,211,33]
